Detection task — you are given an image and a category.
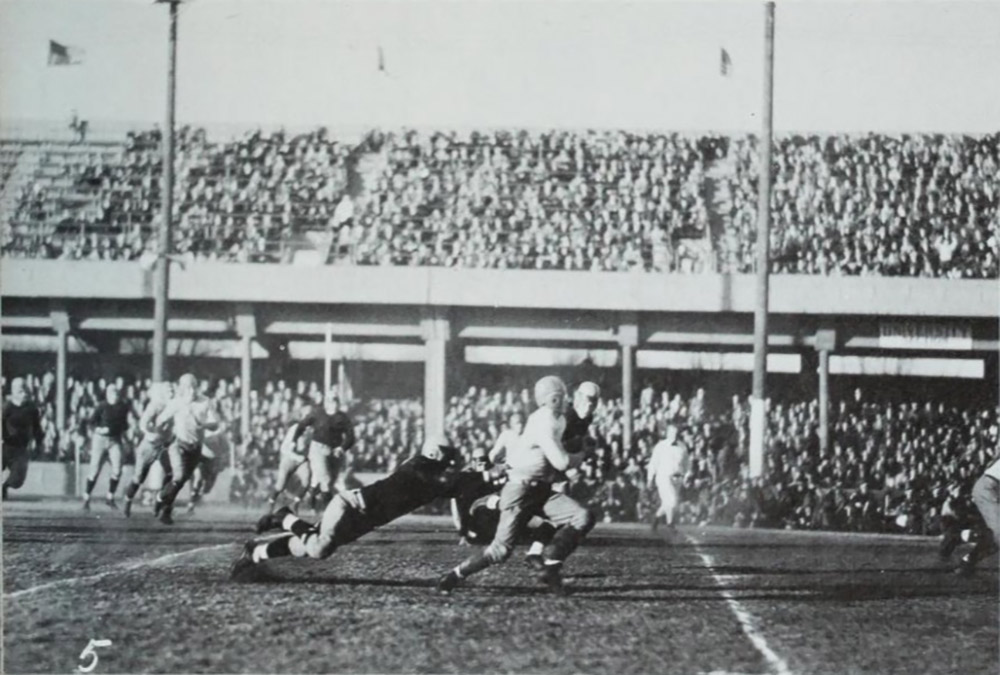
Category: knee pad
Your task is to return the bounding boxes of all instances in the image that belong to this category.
[484,542,512,564]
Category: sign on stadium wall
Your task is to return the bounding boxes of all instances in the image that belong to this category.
[878,320,973,350]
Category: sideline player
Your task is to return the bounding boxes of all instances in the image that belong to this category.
[153,374,222,524]
[123,382,173,517]
[2,377,43,500]
[82,384,131,511]
[231,434,469,579]
[956,457,1000,576]
[647,423,690,533]
[266,399,314,514]
[437,375,596,595]
[292,390,355,511]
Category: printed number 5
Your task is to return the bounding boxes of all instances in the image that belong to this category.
[77,639,112,673]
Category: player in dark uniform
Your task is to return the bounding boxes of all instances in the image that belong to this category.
[563,381,600,455]
[2,377,43,500]
[293,390,355,511]
[82,383,131,510]
[231,434,467,580]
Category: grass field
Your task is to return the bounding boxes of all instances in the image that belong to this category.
[3,499,997,674]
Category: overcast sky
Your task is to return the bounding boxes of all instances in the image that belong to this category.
[1,0,998,133]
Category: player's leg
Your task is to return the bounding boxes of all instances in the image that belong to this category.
[124,439,157,516]
[105,440,123,508]
[267,454,297,511]
[157,443,199,523]
[535,491,596,592]
[958,475,1000,575]
[307,441,334,511]
[5,449,29,493]
[522,515,556,569]
[658,478,679,529]
[438,482,546,592]
[82,436,109,510]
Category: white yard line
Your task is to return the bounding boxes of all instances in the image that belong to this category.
[687,535,795,675]
[4,543,231,601]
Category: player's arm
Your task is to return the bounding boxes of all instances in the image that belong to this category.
[539,423,570,473]
[291,410,315,442]
[488,432,508,466]
[154,398,179,430]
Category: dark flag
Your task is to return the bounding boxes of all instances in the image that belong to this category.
[48,40,84,66]
[720,48,732,76]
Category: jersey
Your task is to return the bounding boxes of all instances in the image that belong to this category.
[295,408,355,451]
[648,440,690,482]
[506,407,568,484]
[451,466,508,538]
[489,428,521,466]
[358,455,466,528]
[91,401,131,439]
[2,400,42,449]
[563,406,595,455]
[138,397,172,447]
[158,396,220,446]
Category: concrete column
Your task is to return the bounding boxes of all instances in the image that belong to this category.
[814,330,837,456]
[421,310,450,443]
[618,316,639,455]
[50,310,71,433]
[234,306,257,460]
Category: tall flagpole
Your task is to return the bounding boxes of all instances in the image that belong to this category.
[749,1,775,479]
[152,0,179,383]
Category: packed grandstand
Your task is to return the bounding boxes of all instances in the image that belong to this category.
[2,127,997,277]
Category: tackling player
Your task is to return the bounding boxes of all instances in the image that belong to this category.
[292,389,355,511]
[437,375,596,595]
[230,434,470,579]
[82,384,131,511]
[187,428,226,513]
[2,377,43,500]
[647,423,690,533]
[123,382,173,518]
[153,374,223,524]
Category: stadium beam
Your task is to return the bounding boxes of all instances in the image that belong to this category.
[749,1,775,479]
[618,316,639,454]
[421,309,450,443]
[151,0,180,383]
[814,330,837,455]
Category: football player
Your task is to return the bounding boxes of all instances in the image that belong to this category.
[231,434,475,580]
[82,383,131,511]
[2,378,43,500]
[647,423,690,533]
[291,389,355,511]
[437,376,596,596]
[123,382,173,518]
[265,399,314,514]
[956,457,1000,576]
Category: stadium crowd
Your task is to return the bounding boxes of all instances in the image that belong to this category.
[6,127,994,276]
[5,371,995,536]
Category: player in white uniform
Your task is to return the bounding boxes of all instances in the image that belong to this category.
[123,382,174,518]
[488,413,524,467]
[266,401,314,514]
[647,423,690,533]
[956,457,1000,576]
[437,375,596,595]
[153,374,222,524]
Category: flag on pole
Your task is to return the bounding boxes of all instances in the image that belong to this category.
[48,40,85,66]
[377,45,386,73]
[720,48,732,76]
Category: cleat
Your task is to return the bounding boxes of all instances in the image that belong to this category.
[159,508,174,526]
[256,505,293,534]
[436,571,461,594]
[105,497,118,510]
[230,541,258,582]
[524,553,545,571]
[82,500,91,512]
[123,500,132,518]
[955,556,976,577]
[153,499,164,517]
[537,564,567,596]
[186,501,196,514]
[939,529,961,561]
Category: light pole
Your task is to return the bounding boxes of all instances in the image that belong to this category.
[151,0,179,382]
